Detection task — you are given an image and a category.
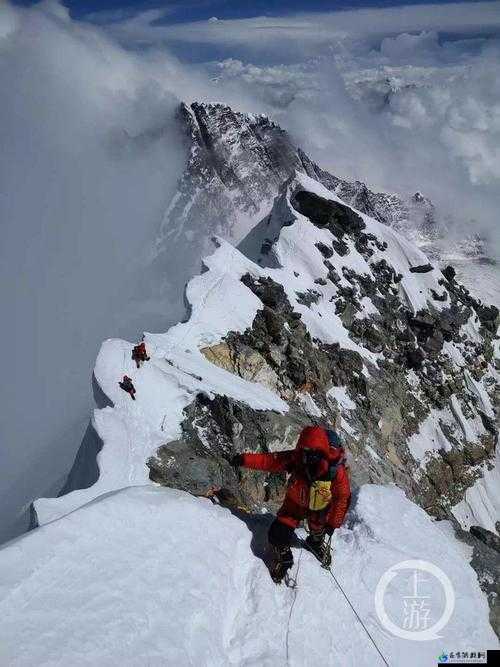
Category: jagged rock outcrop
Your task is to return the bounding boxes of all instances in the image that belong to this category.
[148,100,488,330]
[296,147,436,233]
[452,522,500,636]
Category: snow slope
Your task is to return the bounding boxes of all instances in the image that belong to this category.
[1,485,497,666]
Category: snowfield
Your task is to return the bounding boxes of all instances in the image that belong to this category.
[1,485,497,666]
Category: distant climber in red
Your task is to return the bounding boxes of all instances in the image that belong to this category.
[132,342,150,369]
[119,375,136,400]
[232,426,350,582]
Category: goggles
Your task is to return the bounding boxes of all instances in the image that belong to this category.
[302,448,324,466]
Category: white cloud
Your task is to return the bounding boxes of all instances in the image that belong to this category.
[93,2,500,55]
[0,1,188,542]
[87,2,500,243]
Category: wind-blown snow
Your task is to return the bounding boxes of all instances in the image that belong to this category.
[1,485,497,666]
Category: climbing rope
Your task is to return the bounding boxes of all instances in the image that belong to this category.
[285,546,303,664]
[281,531,390,666]
[325,558,390,667]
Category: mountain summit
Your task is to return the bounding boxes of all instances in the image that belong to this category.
[151,102,437,321]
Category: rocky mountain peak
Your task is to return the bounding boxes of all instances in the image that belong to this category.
[172,101,438,246]
[178,101,304,213]
[153,101,440,320]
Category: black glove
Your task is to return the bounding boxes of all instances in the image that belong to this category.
[230,453,243,467]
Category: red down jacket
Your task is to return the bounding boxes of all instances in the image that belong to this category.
[240,426,350,532]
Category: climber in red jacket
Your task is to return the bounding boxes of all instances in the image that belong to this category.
[119,375,136,400]
[132,342,150,369]
[232,426,350,582]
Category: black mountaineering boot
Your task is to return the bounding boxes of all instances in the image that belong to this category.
[270,546,294,584]
[305,534,332,567]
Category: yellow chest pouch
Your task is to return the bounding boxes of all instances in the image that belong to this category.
[308,480,332,511]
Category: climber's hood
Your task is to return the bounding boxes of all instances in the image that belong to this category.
[296,426,331,457]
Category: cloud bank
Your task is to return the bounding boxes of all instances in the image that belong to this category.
[0,0,187,542]
[97,1,500,249]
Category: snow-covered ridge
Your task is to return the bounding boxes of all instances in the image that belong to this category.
[147,99,487,336]
[35,172,498,533]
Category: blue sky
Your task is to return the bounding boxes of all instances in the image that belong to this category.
[12,0,492,22]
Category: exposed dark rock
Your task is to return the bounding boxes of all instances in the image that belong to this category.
[442,265,456,282]
[315,242,333,259]
[354,234,374,259]
[332,237,349,256]
[371,259,401,286]
[296,147,436,232]
[409,310,435,340]
[241,274,288,312]
[148,392,336,512]
[349,319,386,353]
[452,521,500,637]
[291,190,366,238]
[431,289,448,302]
[476,304,500,334]
[423,330,444,355]
[296,289,322,307]
[409,263,434,274]
[406,347,425,370]
[324,260,341,286]
[470,526,500,554]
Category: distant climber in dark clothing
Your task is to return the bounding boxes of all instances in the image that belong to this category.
[119,375,136,400]
[132,342,150,369]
